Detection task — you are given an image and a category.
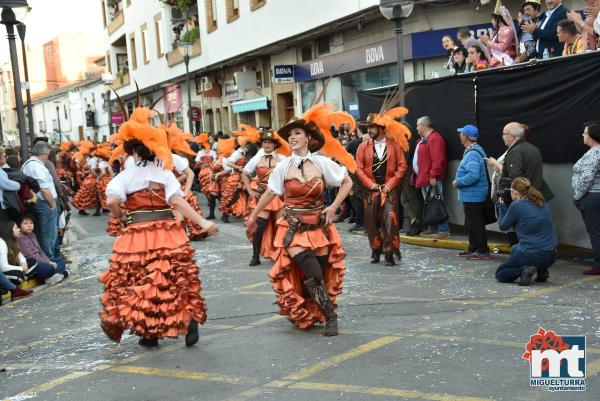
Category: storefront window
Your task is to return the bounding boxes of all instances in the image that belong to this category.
[340,65,398,114]
[301,81,316,112]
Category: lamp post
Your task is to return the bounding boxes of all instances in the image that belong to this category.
[102,74,114,137]
[17,21,34,145]
[178,41,193,134]
[0,0,30,159]
[379,0,414,108]
[54,101,62,143]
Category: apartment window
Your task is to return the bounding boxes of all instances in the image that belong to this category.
[301,45,312,62]
[141,24,150,64]
[101,0,107,27]
[250,0,266,11]
[205,0,218,33]
[154,14,164,57]
[105,51,112,73]
[226,0,239,23]
[129,33,137,70]
[317,35,330,55]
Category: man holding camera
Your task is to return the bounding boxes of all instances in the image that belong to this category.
[517,0,543,62]
[487,122,554,245]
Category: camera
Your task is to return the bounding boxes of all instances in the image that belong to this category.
[498,188,513,204]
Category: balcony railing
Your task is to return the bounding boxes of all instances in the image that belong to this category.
[112,72,130,90]
[107,10,124,35]
[166,40,201,67]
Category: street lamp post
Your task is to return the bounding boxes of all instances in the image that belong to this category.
[54,102,62,142]
[379,0,414,108]
[102,74,114,137]
[17,21,34,145]
[178,41,193,134]
[0,0,30,159]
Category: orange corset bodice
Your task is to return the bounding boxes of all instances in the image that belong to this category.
[283,178,325,209]
[125,189,169,211]
[199,156,214,164]
[234,157,247,167]
[255,166,274,185]
[212,164,224,173]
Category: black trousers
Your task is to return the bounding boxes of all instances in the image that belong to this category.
[463,202,489,254]
[350,194,364,226]
[575,192,600,261]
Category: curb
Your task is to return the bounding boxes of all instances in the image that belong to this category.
[400,234,511,254]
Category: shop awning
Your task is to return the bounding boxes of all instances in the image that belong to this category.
[231,96,269,113]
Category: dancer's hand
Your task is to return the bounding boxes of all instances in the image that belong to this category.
[321,205,336,226]
[246,215,257,236]
[248,189,259,199]
[201,220,218,236]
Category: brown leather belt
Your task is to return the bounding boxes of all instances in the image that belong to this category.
[125,208,174,226]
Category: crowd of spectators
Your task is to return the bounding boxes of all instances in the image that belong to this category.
[0,139,71,304]
[443,0,600,75]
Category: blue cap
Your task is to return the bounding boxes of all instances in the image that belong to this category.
[457,124,479,139]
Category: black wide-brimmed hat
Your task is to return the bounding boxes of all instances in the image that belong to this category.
[358,113,385,127]
[258,130,282,148]
[278,117,325,153]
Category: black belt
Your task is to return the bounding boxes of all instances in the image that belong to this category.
[125,209,174,226]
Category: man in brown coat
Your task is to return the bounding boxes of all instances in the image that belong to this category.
[356,113,408,266]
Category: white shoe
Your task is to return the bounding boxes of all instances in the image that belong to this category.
[45,273,65,285]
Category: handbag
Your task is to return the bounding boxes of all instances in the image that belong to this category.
[469,148,497,225]
[422,185,449,226]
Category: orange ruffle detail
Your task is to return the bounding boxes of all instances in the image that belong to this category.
[219,173,237,214]
[98,176,112,209]
[246,192,283,260]
[99,219,206,342]
[269,220,346,330]
[198,166,212,198]
[106,205,126,237]
[184,193,208,241]
[72,175,97,210]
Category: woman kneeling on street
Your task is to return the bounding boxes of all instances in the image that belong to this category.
[495,177,557,286]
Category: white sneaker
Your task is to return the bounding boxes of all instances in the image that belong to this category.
[45,273,64,285]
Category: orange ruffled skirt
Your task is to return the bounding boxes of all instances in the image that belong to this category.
[99,220,207,342]
[247,186,283,261]
[72,175,97,210]
[184,192,208,241]
[269,219,345,330]
[98,176,112,209]
[198,166,212,198]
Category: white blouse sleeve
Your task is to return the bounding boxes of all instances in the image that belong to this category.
[18,253,26,265]
[172,154,189,174]
[243,153,262,175]
[105,173,126,202]
[164,170,185,202]
[314,155,348,187]
[267,158,290,196]
[0,240,22,272]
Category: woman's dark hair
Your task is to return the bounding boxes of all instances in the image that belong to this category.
[584,120,600,143]
[512,177,545,208]
[522,1,541,11]
[6,155,20,169]
[452,47,468,71]
[123,140,156,162]
[244,141,259,160]
[469,45,484,58]
[442,34,457,47]
[5,147,18,157]
[0,221,20,265]
[492,14,506,28]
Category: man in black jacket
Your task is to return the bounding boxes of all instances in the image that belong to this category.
[521,0,568,57]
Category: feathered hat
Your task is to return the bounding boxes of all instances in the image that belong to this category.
[93,143,112,161]
[163,124,195,156]
[59,141,77,155]
[216,137,236,158]
[73,140,96,163]
[279,103,357,172]
[232,124,261,148]
[190,133,211,152]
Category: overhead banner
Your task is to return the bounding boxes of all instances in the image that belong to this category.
[357,53,599,162]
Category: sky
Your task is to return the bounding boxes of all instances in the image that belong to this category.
[0,0,104,64]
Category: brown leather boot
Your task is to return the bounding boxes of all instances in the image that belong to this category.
[304,277,338,336]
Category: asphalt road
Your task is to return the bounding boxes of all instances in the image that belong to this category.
[1,205,599,401]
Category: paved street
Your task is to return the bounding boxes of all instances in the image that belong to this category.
[1,206,600,401]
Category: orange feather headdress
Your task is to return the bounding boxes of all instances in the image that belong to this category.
[363,107,412,152]
[216,137,236,158]
[93,143,112,161]
[189,133,211,152]
[163,124,195,156]
[73,140,95,163]
[59,141,77,155]
[279,103,357,173]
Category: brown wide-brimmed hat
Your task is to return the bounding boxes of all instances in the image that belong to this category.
[278,117,325,153]
[358,113,385,127]
[258,129,282,148]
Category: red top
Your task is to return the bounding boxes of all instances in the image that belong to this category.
[411,130,447,188]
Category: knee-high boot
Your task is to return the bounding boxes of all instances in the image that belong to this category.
[304,277,338,337]
[250,217,268,266]
[207,197,216,219]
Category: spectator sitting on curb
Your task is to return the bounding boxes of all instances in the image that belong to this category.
[17,215,68,284]
[452,125,491,260]
[496,177,557,286]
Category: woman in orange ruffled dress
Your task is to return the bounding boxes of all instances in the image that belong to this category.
[247,104,355,336]
[71,141,100,216]
[194,134,217,219]
[212,137,235,223]
[93,144,114,214]
[242,129,288,266]
[100,106,218,347]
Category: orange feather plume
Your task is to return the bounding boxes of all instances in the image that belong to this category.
[59,141,76,155]
[164,124,195,156]
[217,137,236,158]
[93,144,112,161]
[381,107,409,120]
[190,133,211,152]
[372,107,412,152]
[238,124,260,143]
[301,103,357,173]
[73,140,95,162]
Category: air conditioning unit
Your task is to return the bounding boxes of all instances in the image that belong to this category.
[202,77,213,92]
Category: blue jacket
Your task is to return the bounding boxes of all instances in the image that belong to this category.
[498,200,557,253]
[455,144,488,203]
[533,4,567,57]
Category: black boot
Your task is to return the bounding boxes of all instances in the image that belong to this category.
[304,277,338,336]
[249,218,267,266]
[221,214,230,223]
[79,209,89,216]
[207,197,216,219]
[370,249,382,264]
[385,252,396,266]
[536,267,549,283]
[185,320,199,346]
[138,337,159,347]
